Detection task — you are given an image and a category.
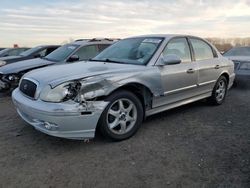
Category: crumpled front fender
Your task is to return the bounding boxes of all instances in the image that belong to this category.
[78,69,164,101]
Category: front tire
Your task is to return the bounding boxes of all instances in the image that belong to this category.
[98,90,143,141]
[208,76,228,105]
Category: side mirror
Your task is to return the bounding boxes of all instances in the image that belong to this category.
[158,54,181,66]
[67,55,80,62]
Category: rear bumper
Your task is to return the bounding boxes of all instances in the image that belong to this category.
[12,88,109,140]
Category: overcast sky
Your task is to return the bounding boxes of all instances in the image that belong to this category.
[1,0,250,47]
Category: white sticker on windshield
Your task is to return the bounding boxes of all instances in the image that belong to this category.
[143,39,162,44]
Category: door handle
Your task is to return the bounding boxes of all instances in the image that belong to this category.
[186,68,195,74]
[215,65,220,69]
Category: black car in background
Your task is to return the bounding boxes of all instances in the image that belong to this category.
[0,45,60,67]
[224,46,250,86]
[0,38,117,93]
[0,48,30,58]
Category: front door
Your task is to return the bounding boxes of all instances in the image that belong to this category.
[153,37,198,108]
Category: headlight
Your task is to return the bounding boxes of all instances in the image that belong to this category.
[240,62,250,70]
[0,61,6,67]
[40,81,81,102]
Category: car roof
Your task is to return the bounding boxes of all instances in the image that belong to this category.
[126,34,202,40]
[69,38,120,46]
[37,45,61,48]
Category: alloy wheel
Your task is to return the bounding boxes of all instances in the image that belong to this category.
[106,98,137,135]
[215,80,226,102]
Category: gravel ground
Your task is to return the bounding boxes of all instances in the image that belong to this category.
[0,86,249,188]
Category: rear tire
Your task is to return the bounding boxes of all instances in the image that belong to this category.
[98,90,143,141]
[208,76,228,105]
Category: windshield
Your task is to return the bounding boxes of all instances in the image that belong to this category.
[92,37,164,65]
[224,47,250,56]
[20,46,43,56]
[45,44,79,62]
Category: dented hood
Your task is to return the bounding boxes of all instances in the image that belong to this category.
[25,61,149,87]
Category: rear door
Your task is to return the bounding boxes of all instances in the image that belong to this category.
[189,38,221,93]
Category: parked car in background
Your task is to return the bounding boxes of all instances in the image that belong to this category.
[0,48,30,58]
[12,34,235,141]
[223,46,250,85]
[0,45,60,67]
[0,38,116,93]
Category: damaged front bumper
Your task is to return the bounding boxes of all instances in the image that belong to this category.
[12,88,109,140]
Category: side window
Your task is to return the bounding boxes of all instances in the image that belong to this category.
[162,38,191,63]
[190,38,214,61]
[36,49,47,57]
[45,47,57,56]
[98,44,110,52]
[74,45,99,60]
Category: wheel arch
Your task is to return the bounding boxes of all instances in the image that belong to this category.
[105,82,154,114]
[219,71,230,84]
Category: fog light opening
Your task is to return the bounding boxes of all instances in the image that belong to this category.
[44,122,58,130]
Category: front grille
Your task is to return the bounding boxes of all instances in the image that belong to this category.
[19,79,37,98]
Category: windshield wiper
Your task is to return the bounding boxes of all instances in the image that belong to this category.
[90,58,125,64]
[89,59,101,62]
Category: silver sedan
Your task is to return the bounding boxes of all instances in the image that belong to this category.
[12,34,235,141]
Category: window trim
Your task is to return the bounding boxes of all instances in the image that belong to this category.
[188,37,218,61]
